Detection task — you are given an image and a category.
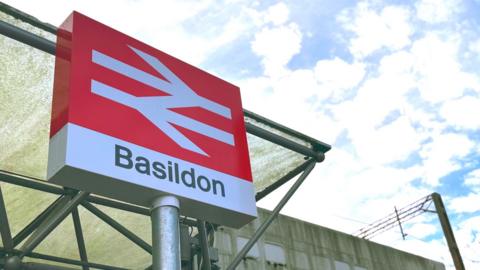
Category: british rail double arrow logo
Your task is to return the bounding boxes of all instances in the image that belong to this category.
[90,46,234,156]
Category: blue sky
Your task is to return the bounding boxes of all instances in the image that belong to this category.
[4,0,480,268]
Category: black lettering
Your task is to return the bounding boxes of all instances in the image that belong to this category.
[181,168,196,188]
[115,145,133,169]
[167,161,173,182]
[212,179,225,197]
[153,161,166,179]
[197,175,211,192]
[115,146,226,197]
[174,163,180,184]
[135,156,151,175]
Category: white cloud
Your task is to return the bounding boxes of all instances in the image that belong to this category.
[328,51,422,167]
[251,22,302,76]
[456,216,480,269]
[449,192,480,214]
[415,0,463,24]
[351,116,423,166]
[263,2,290,26]
[238,70,344,145]
[407,223,438,238]
[314,58,366,101]
[440,96,480,130]
[392,238,452,266]
[469,39,480,54]
[411,33,479,104]
[464,169,480,192]
[3,0,257,65]
[419,133,474,186]
[339,3,413,58]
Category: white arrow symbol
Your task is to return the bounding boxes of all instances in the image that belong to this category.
[90,46,234,156]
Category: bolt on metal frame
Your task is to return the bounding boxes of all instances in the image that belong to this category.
[0,3,331,269]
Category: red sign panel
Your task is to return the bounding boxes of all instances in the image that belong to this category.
[48,12,256,227]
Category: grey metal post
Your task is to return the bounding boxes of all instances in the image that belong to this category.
[151,196,181,270]
[226,160,316,270]
[431,193,465,270]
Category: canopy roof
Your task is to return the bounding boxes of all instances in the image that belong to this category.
[0,4,330,269]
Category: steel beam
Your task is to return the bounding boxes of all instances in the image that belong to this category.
[22,262,78,270]
[0,19,55,54]
[13,196,65,247]
[86,195,150,216]
[20,191,89,257]
[0,247,128,270]
[226,160,316,270]
[244,109,331,153]
[245,122,325,161]
[26,250,127,270]
[255,159,313,201]
[81,201,152,254]
[0,172,198,226]
[0,171,64,195]
[0,2,57,34]
[0,185,13,251]
[71,207,89,270]
[431,193,465,270]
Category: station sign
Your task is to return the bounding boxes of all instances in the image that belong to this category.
[47,12,257,227]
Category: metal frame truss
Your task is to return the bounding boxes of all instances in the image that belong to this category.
[0,157,323,270]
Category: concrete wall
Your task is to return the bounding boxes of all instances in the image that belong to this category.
[214,208,445,270]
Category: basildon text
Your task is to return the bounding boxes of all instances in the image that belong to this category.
[114,144,226,197]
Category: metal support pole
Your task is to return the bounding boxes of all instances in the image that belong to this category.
[226,160,316,270]
[0,185,14,251]
[245,123,325,162]
[394,206,406,240]
[197,220,211,270]
[71,207,89,270]
[0,170,64,195]
[19,191,89,258]
[0,2,58,34]
[255,159,313,201]
[0,20,55,55]
[431,193,465,270]
[151,196,181,270]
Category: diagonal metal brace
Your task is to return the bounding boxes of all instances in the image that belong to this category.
[19,191,89,258]
[226,160,316,270]
[13,196,66,247]
[81,201,152,254]
[0,185,14,251]
[71,207,89,270]
[256,159,314,201]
